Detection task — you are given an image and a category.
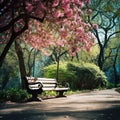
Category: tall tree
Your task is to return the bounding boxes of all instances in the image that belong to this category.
[88,0,120,70]
[113,45,120,86]
[15,40,27,89]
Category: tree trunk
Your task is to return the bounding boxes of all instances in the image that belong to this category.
[113,46,119,87]
[56,56,60,82]
[15,40,27,89]
[0,35,16,67]
[0,25,28,67]
[98,53,103,70]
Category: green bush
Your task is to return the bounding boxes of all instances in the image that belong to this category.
[67,62,107,90]
[106,82,115,89]
[0,88,31,102]
[117,84,120,87]
[43,62,108,90]
[7,88,31,102]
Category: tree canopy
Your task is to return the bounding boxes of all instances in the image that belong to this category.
[0,0,95,67]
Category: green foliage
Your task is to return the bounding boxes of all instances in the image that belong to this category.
[67,62,107,90]
[44,62,76,84]
[115,87,120,93]
[103,37,120,70]
[0,88,31,102]
[0,43,20,89]
[42,91,56,97]
[106,82,115,89]
[117,84,120,87]
[5,77,21,89]
[43,62,108,90]
[76,45,99,63]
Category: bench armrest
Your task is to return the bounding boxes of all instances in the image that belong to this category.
[28,82,43,90]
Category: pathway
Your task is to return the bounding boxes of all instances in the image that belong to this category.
[0,89,120,120]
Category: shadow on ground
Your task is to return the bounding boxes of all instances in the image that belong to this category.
[0,105,120,120]
[0,89,120,120]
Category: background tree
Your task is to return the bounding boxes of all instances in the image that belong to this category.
[103,37,120,85]
[0,43,19,89]
[113,45,120,86]
[70,44,99,63]
[88,0,120,70]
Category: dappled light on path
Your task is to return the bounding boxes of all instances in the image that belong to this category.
[0,89,120,120]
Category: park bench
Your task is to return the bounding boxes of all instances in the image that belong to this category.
[26,77,69,101]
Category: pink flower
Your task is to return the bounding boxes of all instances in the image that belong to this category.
[61,30,68,38]
[62,0,70,4]
[54,10,64,18]
[52,0,59,7]
[86,46,90,52]
[86,0,91,5]
[26,2,33,12]
[86,9,92,14]
[56,40,63,46]
[39,2,47,11]
[33,0,38,2]
[62,3,70,11]
[73,0,79,4]
[76,27,84,33]
[93,24,98,29]
[78,1,84,7]
[65,9,73,17]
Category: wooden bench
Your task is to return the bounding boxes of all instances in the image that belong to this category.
[26,77,69,100]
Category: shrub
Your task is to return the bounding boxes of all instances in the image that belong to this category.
[43,62,108,90]
[0,88,31,102]
[67,62,107,90]
[106,82,115,89]
[7,88,31,102]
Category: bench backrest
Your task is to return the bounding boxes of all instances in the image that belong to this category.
[26,77,57,91]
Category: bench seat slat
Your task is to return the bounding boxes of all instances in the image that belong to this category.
[37,78,56,80]
[42,88,56,91]
[27,80,56,84]
[55,87,69,91]
[43,84,56,87]
[43,87,69,91]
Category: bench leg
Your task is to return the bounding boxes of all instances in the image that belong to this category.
[28,93,42,101]
[32,93,37,100]
[56,91,66,97]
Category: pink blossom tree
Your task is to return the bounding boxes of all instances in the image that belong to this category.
[23,0,95,80]
[0,0,95,87]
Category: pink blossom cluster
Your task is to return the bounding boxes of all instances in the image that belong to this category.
[24,20,54,55]
[0,0,95,59]
[23,0,95,56]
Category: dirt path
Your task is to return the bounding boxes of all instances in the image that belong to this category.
[0,89,120,120]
